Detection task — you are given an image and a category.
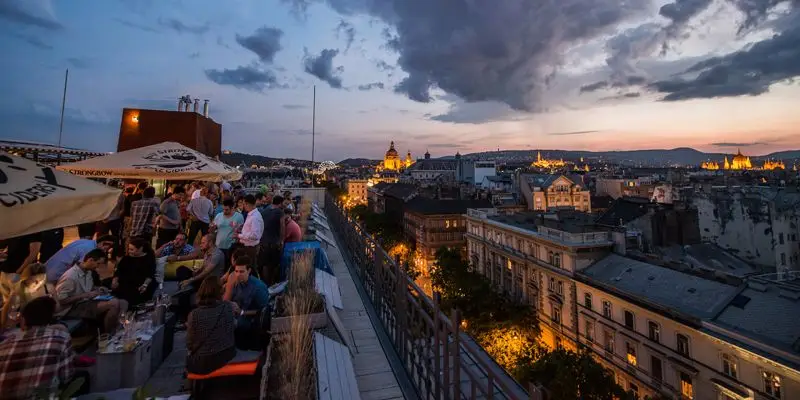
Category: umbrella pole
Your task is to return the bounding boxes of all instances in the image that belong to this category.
[57,68,69,166]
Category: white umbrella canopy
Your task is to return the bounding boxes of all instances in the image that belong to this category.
[0,152,121,241]
[56,141,242,182]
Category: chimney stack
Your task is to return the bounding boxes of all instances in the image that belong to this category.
[193,98,199,113]
[177,98,183,111]
[203,100,209,118]
[184,99,190,112]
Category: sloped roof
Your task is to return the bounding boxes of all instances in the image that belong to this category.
[405,197,493,215]
[383,183,418,199]
[595,196,653,226]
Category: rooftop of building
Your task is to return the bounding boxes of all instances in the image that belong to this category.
[709,276,800,365]
[595,196,666,226]
[406,159,457,171]
[380,182,418,199]
[524,173,586,189]
[580,253,740,320]
[405,197,493,215]
[659,243,761,278]
[487,210,607,234]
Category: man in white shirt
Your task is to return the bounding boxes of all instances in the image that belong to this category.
[233,194,262,271]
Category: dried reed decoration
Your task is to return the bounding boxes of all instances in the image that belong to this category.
[275,249,318,399]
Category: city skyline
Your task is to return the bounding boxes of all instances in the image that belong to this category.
[1,0,799,160]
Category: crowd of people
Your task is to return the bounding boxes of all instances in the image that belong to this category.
[0,179,304,398]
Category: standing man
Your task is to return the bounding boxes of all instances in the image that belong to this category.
[258,195,285,284]
[211,197,244,267]
[233,195,263,271]
[186,187,213,246]
[157,186,185,248]
[129,187,160,245]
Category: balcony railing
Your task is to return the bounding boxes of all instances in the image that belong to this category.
[326,194,540,400]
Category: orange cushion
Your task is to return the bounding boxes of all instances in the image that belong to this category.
[187,361,259,380]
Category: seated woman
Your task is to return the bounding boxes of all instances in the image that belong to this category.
[112,238,156,307]
[186,276,237,375]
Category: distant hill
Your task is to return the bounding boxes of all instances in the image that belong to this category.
[220,152,311,167]
[338,158,380,167]
[463,147,800,166]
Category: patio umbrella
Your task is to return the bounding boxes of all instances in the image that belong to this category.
[56,141,242,182]
[0,152,121,240]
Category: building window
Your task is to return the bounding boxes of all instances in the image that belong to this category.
[680,372,693,399]
[648,321,660,343]
[626,342,637,366]
[628,383,639,399]
[779,233,785,245]
[624,310,635,330]
[553,253,561,268]
[584,320,594,342]
[548,277,555,291]
[722,353,738,378]
[551,304,561,324]
[602,300,612,319]
[677,334,690,357]
[763,371,782,398]
[651,356,663,382]
[603,331,614,353]
[556,280,564,296]
[781,253,786,266]
[584,292,592,310]
[554,336,562,349]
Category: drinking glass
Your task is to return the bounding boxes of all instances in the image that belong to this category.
[98,333,110,352]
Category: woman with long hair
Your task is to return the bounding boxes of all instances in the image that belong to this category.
[112,237,157,307]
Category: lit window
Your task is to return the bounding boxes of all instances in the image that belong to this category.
[445,220,451,229]
[722,354,738,378]
[602,300,612,319]
[648,321,660,343]
[626,342,637,366]
[680,372,693,399]
[763,371,782,398]
[624,310,635,330]
[584,292,592,310]
[677,334,691,357]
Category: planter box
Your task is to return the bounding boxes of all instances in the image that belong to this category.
[271,311,328,334]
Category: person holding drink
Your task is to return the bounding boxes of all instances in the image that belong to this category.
[210,197,243,270]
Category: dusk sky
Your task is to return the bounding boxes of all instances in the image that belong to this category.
[1,0,799,161]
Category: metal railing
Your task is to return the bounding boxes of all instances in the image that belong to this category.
[325,194,540,400]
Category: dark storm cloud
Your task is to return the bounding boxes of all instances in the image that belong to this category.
[303,49,344,89]
[205,65,287,92]
[651,19,800,101]
[335,19,356,52]
[158,18,210,35]
[0,0,63,30]
[281,0,650,111]
[580,81,609,93]
[357,82,384,91]
[659,0,714,25]
[712,141,768,147]
[236,27,284,63]
[580,76,647,93]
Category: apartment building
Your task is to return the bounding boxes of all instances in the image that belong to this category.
[464,209,615,351]
[345,178,368,205]
[518,174,592,212]
[465,209,800,399]
[402,198,493,272]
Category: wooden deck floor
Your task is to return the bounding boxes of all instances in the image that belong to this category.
[324,240,406,400]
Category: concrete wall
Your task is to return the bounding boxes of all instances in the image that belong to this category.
[118,108,222,157]
[688,189,800,272]
[286,187,327,209]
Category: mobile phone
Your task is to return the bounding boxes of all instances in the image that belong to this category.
[93,295,114,301]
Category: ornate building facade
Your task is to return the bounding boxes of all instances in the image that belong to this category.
[378,141,413,172]
[531,151,566,169]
